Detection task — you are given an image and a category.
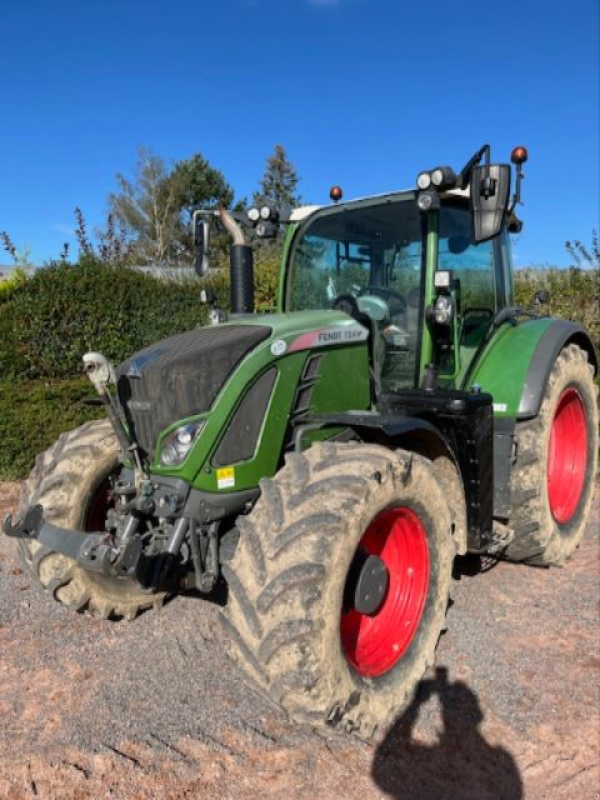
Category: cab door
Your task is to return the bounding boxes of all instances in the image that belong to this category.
[436,202,504,387]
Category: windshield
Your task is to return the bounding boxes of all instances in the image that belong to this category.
[287,194,424,390]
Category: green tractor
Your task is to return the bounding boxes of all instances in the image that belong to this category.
[5,144,598,740]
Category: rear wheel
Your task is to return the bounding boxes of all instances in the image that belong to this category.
[503,344,598,565]
[220,442,454,740]
[19,420,165,620]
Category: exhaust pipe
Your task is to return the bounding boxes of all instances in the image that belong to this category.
[219,207,254,314]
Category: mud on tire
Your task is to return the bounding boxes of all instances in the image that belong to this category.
[503,343,598,565]
[19,419,165,620]
[220,442,454,741]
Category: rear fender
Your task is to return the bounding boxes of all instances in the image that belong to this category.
[517,321,597,419]
[467,318,597,420]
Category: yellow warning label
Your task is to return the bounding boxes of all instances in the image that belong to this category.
[216,467,235,489]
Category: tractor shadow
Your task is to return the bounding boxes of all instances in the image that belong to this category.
[371,667,523,800]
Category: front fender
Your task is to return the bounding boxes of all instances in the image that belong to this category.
[467,318,597,420]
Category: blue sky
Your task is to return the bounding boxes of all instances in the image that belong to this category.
[0,0,598,266]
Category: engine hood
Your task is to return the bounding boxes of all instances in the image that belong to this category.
[117,324,271,458]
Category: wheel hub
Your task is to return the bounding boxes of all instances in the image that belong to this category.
[353,554,389,616]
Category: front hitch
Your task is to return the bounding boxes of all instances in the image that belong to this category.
[3,506,142,578]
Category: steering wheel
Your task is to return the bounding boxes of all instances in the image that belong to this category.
[331,293,362,319]
[358,285,406,316]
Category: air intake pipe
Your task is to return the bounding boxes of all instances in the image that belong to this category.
[219,207,254,314]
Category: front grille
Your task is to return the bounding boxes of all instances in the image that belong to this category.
[117,324,271,459]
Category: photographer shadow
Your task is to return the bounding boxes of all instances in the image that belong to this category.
[371,667,523,800]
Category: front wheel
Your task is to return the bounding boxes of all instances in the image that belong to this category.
[220,442,454,740]
[19,420,166,620]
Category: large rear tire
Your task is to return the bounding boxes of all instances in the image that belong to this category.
[503,344,598,565]
[19,420,165,620]
[220,442,454,741]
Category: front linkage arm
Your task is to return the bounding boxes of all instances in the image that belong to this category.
[3,506,142,578]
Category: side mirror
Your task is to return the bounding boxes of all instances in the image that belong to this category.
[469,164,511,243]
[194,216,211,276]
[533,289,550,306]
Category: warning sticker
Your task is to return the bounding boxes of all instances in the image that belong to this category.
[216,467,235,489]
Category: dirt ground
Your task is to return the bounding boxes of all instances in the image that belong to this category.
[0,480,598,800]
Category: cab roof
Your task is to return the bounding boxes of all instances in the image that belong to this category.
[289,186,470,223]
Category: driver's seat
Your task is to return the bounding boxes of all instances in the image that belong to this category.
[331,294,386,397]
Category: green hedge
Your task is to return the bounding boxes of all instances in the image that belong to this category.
[0,379,102,480]
[0,258,281,380]
[0,261,210,378]
[514,268,600,352]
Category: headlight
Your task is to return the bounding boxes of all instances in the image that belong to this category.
[431,168,444,187]
[430,166,457,189]
[160,421,205,467]
[434,295,454,325]
[247,207,260,222]
[417,189,440,212]
[417,172,431,190]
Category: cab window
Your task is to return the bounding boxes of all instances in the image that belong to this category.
[438,204,497,316]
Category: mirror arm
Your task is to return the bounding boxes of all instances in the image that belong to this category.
[508,162,524,215]
[458,143,490,189]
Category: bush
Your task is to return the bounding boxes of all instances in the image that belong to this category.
[514,268,600,352]
[254,254,280,311]
[0,261,211,378]
[0,379,102,480]
[0,258,283,380]
[0,267,28,304]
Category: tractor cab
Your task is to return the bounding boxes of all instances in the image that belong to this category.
[282,145,524,397]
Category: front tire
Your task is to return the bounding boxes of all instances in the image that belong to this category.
[221,442,454,740]
[19,420,165,620]
[503,344,598,565]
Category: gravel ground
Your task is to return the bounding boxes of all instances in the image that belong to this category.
[0,480,598,800]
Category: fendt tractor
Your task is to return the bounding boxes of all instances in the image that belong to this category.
[5,145,598,740]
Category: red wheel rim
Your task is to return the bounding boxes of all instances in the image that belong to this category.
[340,507,430,678]
[547,388,588,524]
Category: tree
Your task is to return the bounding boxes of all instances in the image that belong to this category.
[109,147,182,265]
[109,148,236,265]
[253,144,301,211]
[170,153,234,263]
[170,153,234,220]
